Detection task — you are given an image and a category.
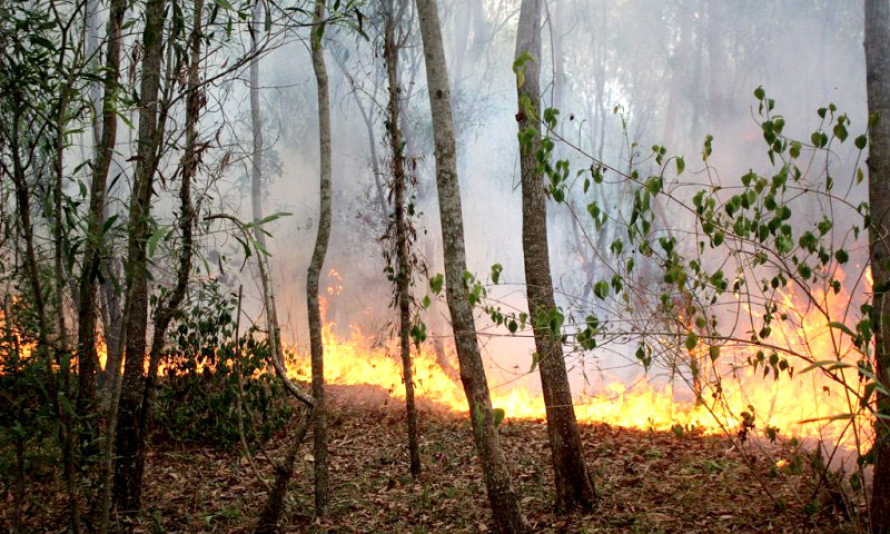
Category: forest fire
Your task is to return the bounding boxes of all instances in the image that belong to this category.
[282,267,872,454]
[5,0,886,530]
[0,270,870,454]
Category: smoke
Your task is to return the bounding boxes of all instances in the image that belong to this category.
[152,0,869,398]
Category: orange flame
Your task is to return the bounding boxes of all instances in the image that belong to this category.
[282,271,873,454]
[0,262,873,455]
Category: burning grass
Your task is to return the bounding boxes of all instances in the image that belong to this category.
[283,300,871,456]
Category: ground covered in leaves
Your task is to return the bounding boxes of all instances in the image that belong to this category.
[7,385,856,533]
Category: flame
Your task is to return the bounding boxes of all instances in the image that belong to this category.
[281,269,874,454]
[326,268,344,296]
[0,262,874,455]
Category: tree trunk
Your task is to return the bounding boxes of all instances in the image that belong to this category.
[384,0,421,477]
[77,0,126,430]
[132,0,202,511]
[253,407,314,534]
[100,269,124,402]
[250,0,266,247]
[865,1,890,532]
[414,1,529,532]
[112,0,166,515]
[551,0,564,115]
[9,105,81,534]
[308,0,332,516]
[514,0,597,513]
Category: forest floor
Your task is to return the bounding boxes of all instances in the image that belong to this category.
[10,384,857,533]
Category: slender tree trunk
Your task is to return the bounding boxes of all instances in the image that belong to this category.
[250,0,266,247]
[359,104,389,216]
[50,85,82,532]
[399,57,456,380]
[308,0,332,516]
[132,0,202,510]
[100,273,124,399]
[77,0,126,432]
[4,297,25,534]
[414,1,529,532]
[551,0,564,114]
[51,86,71,353]
[514,0,596,513]
[254,407,314,534]
[112,0,166,515]
[865,2,890,533]
[385,0,421,477]
[86,0,101,148]
[98,342,124,534]
[9,106,82,534]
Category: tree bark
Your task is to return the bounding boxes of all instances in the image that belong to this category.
[514,0,596,513]
[384,0,421,478]
[132,0,202,512]
[865,1,890,533]
[308,0,332,516]
[414,1,529,532]
[250,0,266,247]
[8,105,81,534]
[77,0,126,429]
[253,407,314,534]
[551,0,564,115]
[112,0,166,515]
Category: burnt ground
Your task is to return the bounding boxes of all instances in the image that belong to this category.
[7,384,858,533]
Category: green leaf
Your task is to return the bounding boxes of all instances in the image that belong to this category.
[101,214,120,235]
[684,332,698,352]
[493,408,506,427]
[148,226,169,258]
[213,0,234,10]
[798,360,854,374]
[593,280,609,300]
[833,123,848,142]
[754,86,765,100]
[799,414,855,424]
[30,35,56,51]
[855,134,868,150]
[490,263,503,284]
[676,157,685,175]
[827,322,855,337]
[835,249,849,264]
[512,51,534,89]
[430,273,444,295]
[255,211,292,226]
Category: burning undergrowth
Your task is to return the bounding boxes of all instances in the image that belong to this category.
[280,267,872,464]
